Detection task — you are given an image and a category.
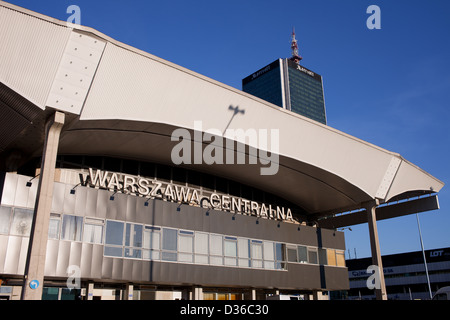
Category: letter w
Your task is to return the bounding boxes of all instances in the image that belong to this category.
[175,186,191,203]
[88,168,109,188]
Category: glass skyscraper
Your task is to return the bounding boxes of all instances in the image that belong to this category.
[242,59,326,125]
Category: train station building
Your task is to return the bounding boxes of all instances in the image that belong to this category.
[0,1,444,300]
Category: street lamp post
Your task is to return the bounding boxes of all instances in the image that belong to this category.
[416,213,433,299]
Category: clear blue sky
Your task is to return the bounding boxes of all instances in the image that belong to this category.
[6,0,450,259]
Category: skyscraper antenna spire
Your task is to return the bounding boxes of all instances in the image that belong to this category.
[290,27,302,65]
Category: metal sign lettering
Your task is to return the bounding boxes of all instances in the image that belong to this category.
[80,168,294,222]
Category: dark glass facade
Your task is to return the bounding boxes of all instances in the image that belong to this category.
[242,59,326,125]
[287,61,326,124]
[242,60,283,108]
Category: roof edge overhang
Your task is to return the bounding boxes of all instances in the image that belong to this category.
[316,194,440,229]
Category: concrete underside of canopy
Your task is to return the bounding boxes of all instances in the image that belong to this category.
[55,118,374,215]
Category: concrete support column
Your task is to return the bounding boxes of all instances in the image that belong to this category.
[86,282,94,300]
[124,284,134,300]
[21,111,65,300]
[365,200,388,300]
[181,288,190,300]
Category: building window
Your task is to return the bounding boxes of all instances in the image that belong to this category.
[224,236,238,266]
[10,208,33,236]
[48,213,61,239]
[308,248,318,264]
[143,226,161,260]
[263,241,275,269]
[162,228,177,261]
[105,220,124,245]
[287,245,298,263]
[42,287,59,300]
[251,240,263,268]
[336,250,346,267]
[125,223,142,247]
[326,249,336,266]
[61,215,83,242]
[96,218,344,270]
[104,220,124,257]
[125,223,142,258]
[238,238,250,267]
[275,243,286,269]
[83,217,103,244]
[179,230,194,263]
[194,232,209,264]
[0,206,11,234]
[210,234,223,265]
[297,246,308,263]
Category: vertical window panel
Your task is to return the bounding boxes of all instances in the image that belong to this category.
[210,234,223,256]
[251,240,263,268]
[0,206,11,234]
[162,228,177,262]
[275,243,286,270]
[48,213,61,239]
[162,228,177,251]
[179,230,194,263]
[224,237,237,266]
[238,238,250,267]
[143,226,160,250]
[263,242,275,269]
[179,231,194,252]
[105,220,124,246]
[308,248,318,264]
[10,208,33,236]
[263,242,274,261]
[238,238,250,258]
[336,251,346,267]
[251,241,263,259]
[143,226,161,261]
[327,249,337,266]
[297,246,308,263]
[224,237,237,257]
[61,215,83,241]
[125,223,143,248]
[210,234,223,265]
[194,232,209,254]
[287,246,298,262]
[194,232,209,264]
[83,224,103,244]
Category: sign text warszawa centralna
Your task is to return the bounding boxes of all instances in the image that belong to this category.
[81,168,294,222]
